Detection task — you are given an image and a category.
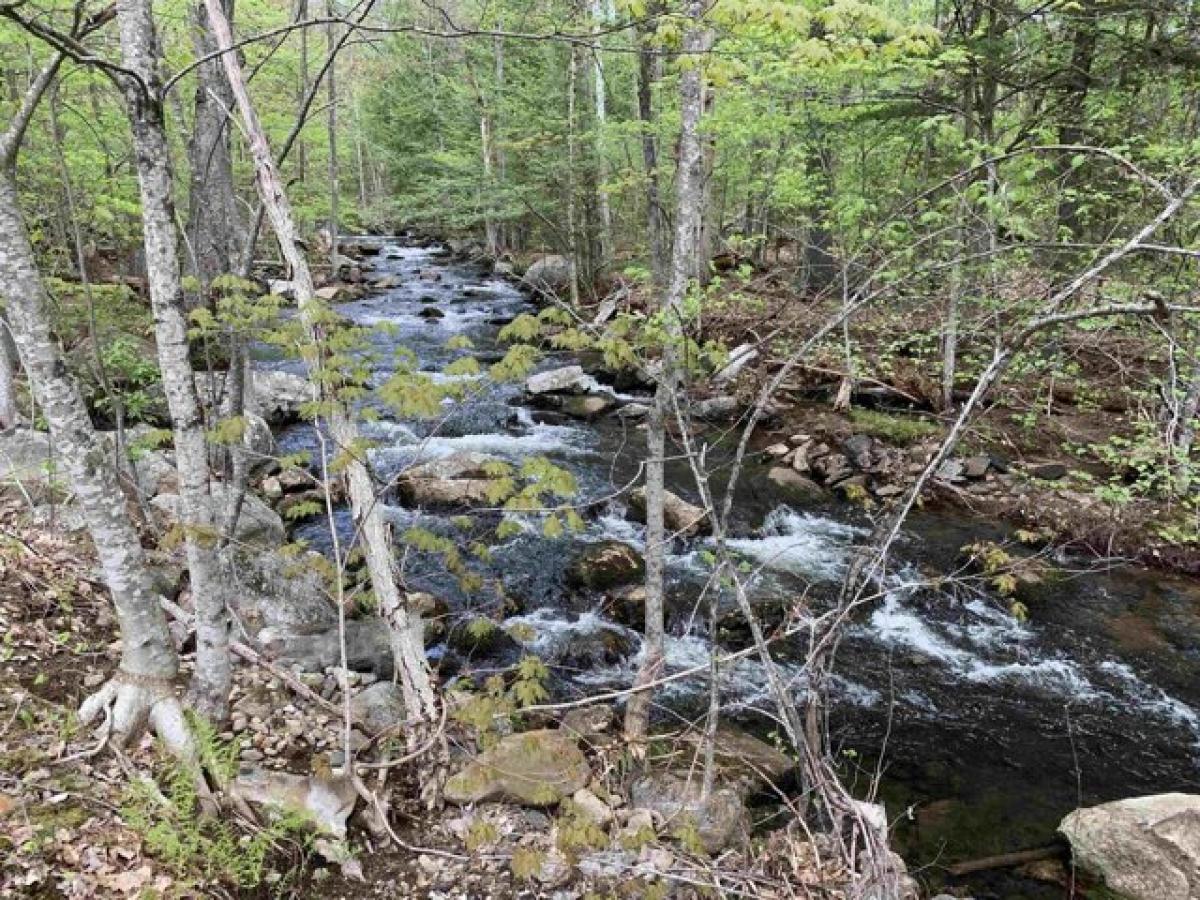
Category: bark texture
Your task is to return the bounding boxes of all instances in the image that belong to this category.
[116,0,231,722]
[624,0,710,744]
[187,0,242,291]
[202,0,438,728]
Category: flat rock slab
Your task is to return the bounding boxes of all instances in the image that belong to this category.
[1060,793,1200,900]
[444,728,590,806]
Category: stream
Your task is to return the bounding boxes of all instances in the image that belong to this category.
[261,237,1200,897]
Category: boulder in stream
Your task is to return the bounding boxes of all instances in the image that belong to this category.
[628,486,709,537]
[521,255,573,297]
[766,467,826,502]
[444,728,590,806]
[396,452,499,508]
[526,365,590,395]
[1060,793,1200,900]
[566,540,645,590]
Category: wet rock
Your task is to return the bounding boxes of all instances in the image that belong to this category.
[527,365,590,395]
[603,584,647,629]
[371,274,403,289]
[151,484,284,549]
[351,682,406,733]
[396,451,499,508]
[962,455,991,479]
[766,467,826,502]
[315,284,353,302]
[444,728,590,806]
[447,618,522,663]
[547,621,636,668]
[1060,793,1200,900]
[521,255,573,296]
[692,395,740,421]
[1028,462,1069,481]
[561,395,614,420]
[630,771,748,853]
[627,487,709,537]
[843,433,874,469]
[419,307,445,321]
[566,540,645,590]
[616,403,650,420]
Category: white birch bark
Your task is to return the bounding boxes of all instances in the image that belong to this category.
[624,0,711,744]
[116,0,231,722]
[202,0,438,725]
[0,59,188,752]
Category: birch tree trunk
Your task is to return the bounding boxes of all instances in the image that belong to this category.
[589,0,612,266]
[0,57,190,754]
[116,0,231,723]
[624,0,710,745]
[0,312,17,429]
[636,7,667,288]
[326,0,340,274]
[202,0,439,731]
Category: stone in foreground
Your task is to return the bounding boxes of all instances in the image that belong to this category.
[1059,793,1200,900]
[444,729,590,806]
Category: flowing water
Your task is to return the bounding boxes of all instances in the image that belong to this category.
[262,238,1200,897]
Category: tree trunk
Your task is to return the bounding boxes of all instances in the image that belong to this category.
[116,0,230,723]
[566,40,581,305]
[624,0,710,745]
[186,0,241,294]
[0,312,18,429]
[0,73,187,749]
[636,8,667,289]
[590,0,612,266]
[202,0,439,735]
[326,0,339,274]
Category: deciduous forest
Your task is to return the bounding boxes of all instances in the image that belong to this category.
[2,0,1200,898]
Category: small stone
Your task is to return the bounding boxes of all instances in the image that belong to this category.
[572,788,613,826]
[240,748,264,762]
[962,455,991,479]
[765,442,790,458]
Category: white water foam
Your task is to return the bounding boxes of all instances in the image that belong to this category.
[726,506,863,582]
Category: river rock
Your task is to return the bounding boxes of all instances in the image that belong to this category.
[315,284,353,302]
[629,771,748,853]
[220,546,337,637]
[627,487,709,537]
[0,428,58,501]
[493,261,515,277]
[250,370,312,425]
[566,540,645,590]
[812,452,853,485]
[572,788,614,826]
[603,584,647,629]
[444,728,590,806]
[677,724,797,790]
[560,395,614,420]
[1028,462,1069,481]
[692,395,740,421]
[766,467,826,502]
[962,455,991,478]
[396,451,499,508]
[419,307,445,320]
[527,365,590,395]
[151,483,284,548]
[261,616,393,677]
[1059,793,1200,900]
[372,274,403,289]
[843,434,875,469]
[351,682,406,733]
[521,255,573,296]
